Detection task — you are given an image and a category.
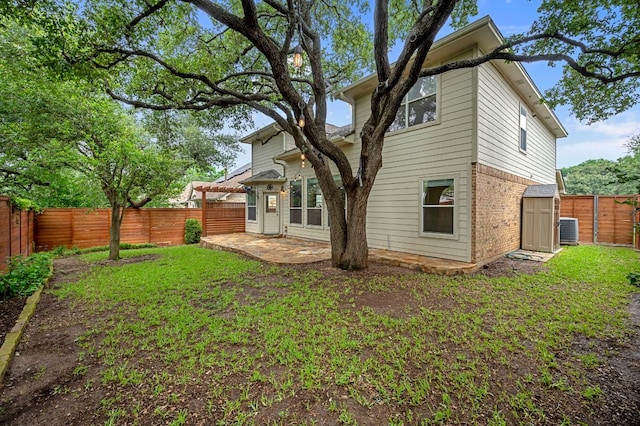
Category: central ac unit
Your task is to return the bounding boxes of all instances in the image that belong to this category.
[559,217,579,245]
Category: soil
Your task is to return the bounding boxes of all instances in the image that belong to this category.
[0,255,638,425]
[0,297,27,343]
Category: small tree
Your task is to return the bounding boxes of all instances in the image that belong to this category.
[0,16,186,260]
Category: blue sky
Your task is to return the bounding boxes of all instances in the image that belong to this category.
[232,0,639,170]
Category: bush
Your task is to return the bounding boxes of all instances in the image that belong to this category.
[1,252,52,300]
[184,219,202,244]
[627,272,640,287]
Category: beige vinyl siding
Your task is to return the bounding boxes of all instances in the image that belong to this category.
[353,66,474,262]
[477,62,556,184]
[251,133,289,172]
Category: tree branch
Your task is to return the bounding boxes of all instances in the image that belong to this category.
[126,0,171,33]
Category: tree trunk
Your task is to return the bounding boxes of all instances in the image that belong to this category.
[108,199,124,261]
[337,187,371,270]
[321,166,377,270]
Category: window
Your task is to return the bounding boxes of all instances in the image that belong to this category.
[265,194,277,213]
[422,178,455,235]
[519,104,527,152]
[389,76,437,132]
[327,175,346,227]
[306,177,322,226]
[289,180,302,224]
[246,187,257,221]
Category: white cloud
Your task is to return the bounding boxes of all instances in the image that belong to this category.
[557,111,640,168]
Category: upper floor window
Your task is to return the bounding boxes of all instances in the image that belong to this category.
[246,187,257,221]
[389,76,437,132]
[519,104,527,152]
[422,178,455,235]
[289,180,302,225]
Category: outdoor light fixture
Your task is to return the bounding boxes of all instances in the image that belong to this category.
[297,100,306,128]
[300,152,305,168]
[293,44,303,68]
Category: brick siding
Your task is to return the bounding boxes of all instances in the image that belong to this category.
[471,163,538,264]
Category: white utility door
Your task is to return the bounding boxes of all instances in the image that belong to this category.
[263,193,280,234]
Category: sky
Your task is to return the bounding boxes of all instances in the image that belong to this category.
[230,0,639,171]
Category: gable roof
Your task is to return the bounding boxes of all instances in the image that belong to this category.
[523,184,559,198]
[240,169,287,184]
[337,16,567,139]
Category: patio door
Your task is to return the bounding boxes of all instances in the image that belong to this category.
[263,193,280,235]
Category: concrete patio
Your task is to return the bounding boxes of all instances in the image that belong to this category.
[200,233,478,275]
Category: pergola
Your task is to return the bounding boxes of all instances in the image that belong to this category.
[195,186,246,237]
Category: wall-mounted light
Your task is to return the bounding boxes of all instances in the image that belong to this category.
[300,152,305,168]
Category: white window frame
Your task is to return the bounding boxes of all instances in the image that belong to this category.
[519,104,527,153]
[306,177,323,227]
[389,75,439,132]
[246,186,257,222]
[289,179,303,226]
[420,176,458,239]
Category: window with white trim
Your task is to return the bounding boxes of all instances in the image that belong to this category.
[289,180,302,224]
[422,178,455,235]
[246,187,257,221]
[389,76,437,132]
[306,177,322,226]
[519,104,527,152]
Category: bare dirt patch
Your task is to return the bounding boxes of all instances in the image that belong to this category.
[0,255,638,425]
[0,297,26,343]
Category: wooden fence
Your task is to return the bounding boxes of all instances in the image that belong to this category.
[560,195,639,248]
[0,196,35,270]
[34,205,244,251]
[203,202,246,236]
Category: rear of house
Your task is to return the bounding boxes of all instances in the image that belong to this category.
[241,17,567,265]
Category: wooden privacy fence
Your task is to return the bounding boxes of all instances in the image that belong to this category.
[202,202,245,236]
[34,205,244,251]
[0,196,35,270]
[560,195,640,248]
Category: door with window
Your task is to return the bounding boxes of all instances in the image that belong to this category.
[263,193,280,234]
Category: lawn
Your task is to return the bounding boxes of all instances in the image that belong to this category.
[1,244,638,425]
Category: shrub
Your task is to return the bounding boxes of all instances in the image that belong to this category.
[184,219,202,244]
[627,272,640,287]
[1,252,52,300]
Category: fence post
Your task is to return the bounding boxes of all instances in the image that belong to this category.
[593,195,599,244]
[201,191,207,237]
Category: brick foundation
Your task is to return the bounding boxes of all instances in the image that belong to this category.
[471,163,538,265]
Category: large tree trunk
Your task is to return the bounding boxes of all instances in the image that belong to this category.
[108,199,124,261]
[337,187,371,270]
[320,132,380,270]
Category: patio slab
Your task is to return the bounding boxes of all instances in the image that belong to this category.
[200,233,478,274]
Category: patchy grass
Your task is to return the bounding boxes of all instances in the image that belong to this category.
[47,245,638,425]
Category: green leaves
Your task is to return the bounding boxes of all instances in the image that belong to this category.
[521,1,640,122]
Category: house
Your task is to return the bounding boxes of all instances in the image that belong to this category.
[240,16,567,266]
[175,163,251,208]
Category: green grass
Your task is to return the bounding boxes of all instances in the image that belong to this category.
[51,245,639,425]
